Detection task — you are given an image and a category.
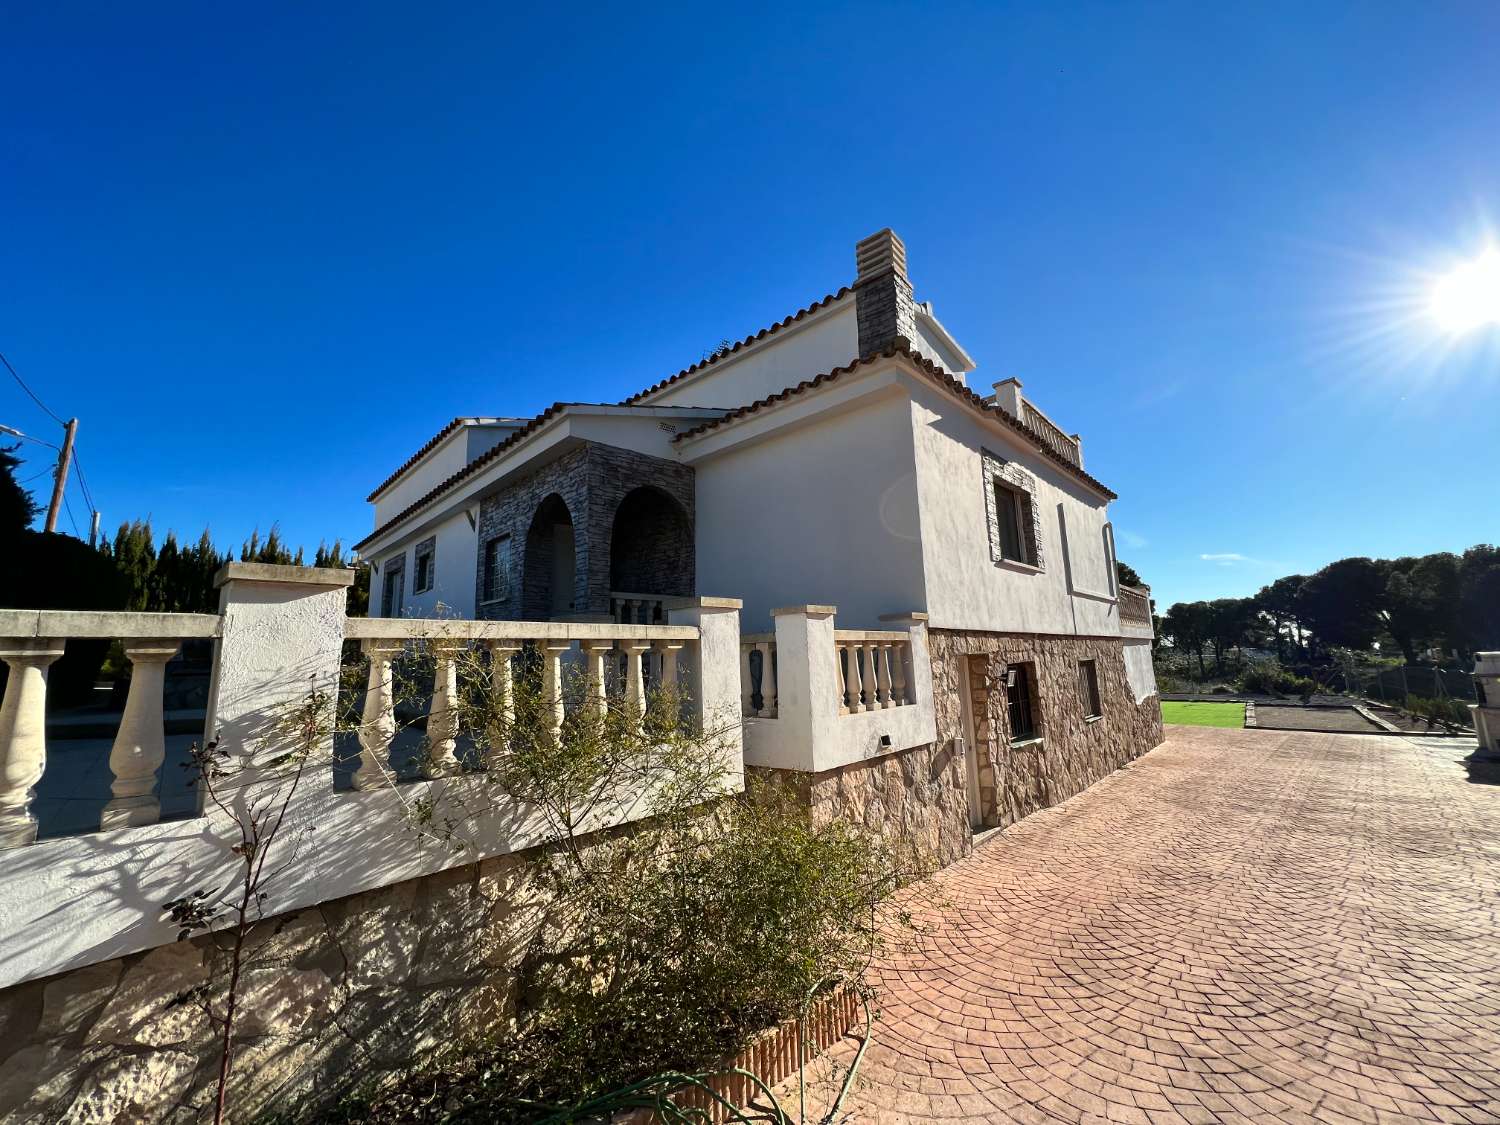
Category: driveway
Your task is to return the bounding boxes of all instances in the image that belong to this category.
[802,726,1500,1123]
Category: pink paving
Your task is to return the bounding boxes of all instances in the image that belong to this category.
[796,725,1500,1124]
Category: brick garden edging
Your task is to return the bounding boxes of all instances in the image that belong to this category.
[616,986,865,1123]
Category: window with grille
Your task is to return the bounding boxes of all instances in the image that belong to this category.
[413,537,436,594]
[1006,662,1039,742]
[483,535,512,603]
[1078,659,1102,719]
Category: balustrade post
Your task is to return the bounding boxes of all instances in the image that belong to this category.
[757,641,777,717]
[876,643,895,710]
[579,640,611,715]
[101,640,180,829]
[741,643,756,716]
[540,641,570,739]
[0,639,66,849]
[879,612,932,712]
[890,643,909,706]
[846,645,865,713]
[665,597,744,775]
[620,641,650,715]
[653,640,683,692]
[424,641,465,777]
[353,639,404,790]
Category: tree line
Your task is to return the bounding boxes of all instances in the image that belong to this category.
[1,445,369,619]
[1160,546,1500,675]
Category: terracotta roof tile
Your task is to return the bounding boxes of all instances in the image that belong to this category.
[620,288,851,405]
[673,339,1118,500]
[355,404,574,552]
[365,417,530,503]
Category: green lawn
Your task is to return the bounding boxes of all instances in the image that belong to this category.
[1161,701,1246,728]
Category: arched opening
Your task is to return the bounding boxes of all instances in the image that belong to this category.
[523,493,576,619]
[609,487,692,621]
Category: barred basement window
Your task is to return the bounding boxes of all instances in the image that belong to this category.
[1078,659,1102,719]
[413,537,436,594]
[1005,662,1039,742]
[483,535,512,602]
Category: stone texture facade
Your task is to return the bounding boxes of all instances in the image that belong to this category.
[928,629,1164,831]
[0,852,548,1123]
[752,740,972,871]
[852,228,918,358]
[473,441,694,620]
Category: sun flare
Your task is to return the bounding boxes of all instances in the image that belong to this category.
[1429,249,1500,334]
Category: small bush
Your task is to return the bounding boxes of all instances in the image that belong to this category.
[1238,663,1317,698]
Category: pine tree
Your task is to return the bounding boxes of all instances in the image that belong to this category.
[0,445,39,535]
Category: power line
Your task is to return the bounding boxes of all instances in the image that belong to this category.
[71,448,97,512]
[0,351,65,425]
[63,493,81,538]
[0,423,59,450]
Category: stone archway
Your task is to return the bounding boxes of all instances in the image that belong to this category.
[608,487,693,605]
[522,493,576,619]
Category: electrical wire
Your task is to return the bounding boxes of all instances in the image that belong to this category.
[63,493,81,537]
[0,424,58,450]
[0,350,65,425]
[71,449,97,512]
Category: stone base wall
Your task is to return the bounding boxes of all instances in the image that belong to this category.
[928,630,1164,831]
[752,740,972,870]
[0,851,550,1124]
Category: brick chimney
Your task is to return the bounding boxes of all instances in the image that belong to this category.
[853,228,918,357]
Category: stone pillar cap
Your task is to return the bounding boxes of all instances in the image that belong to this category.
[662,596,743,610]
[772,604,837,618]
[214,562,356,589]
[879,611,929,622]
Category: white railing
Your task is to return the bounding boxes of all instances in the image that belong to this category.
[0,565,744,992]
[741,607,936,775]
[1021,400,1082,468]
[0,609,221,849]
[739,634,777,717]
[1118,584,1154,639]
[609,592,666,625]
[344,618,696,788]
[835,630,913,715]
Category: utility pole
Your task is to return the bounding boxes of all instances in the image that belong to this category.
[43,417,77,534]
[89,509,101,548]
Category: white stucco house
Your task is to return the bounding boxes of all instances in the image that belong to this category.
[355,229,1162,856]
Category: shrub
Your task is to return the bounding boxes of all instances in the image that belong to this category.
[1237,662,1318,698]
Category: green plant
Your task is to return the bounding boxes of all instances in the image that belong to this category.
[310,651,921,1122]
[1237,662,1318,698]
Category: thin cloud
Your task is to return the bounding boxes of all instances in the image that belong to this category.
[1119,530,1149,550]
[1200,552,1272,567]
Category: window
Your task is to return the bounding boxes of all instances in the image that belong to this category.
[1078,659,1102,719]
[1005,662,1039,742]
[994,482,1033,564]
[380,555,405,618]
[413,537,436,594]
[982,448,1043,570]
[483,535,512,603]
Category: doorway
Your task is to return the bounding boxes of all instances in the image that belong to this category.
[957,655,985,832]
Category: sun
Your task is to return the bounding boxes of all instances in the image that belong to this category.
[1429,248,1500,334]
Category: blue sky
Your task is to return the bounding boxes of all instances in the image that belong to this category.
[3,2,1497,610]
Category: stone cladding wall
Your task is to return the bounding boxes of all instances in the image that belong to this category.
[473,442,694,620]
[751,740,972,872]
[0,849,553,1123]
[928,630,1164,830]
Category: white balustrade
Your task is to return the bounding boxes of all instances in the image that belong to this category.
[101,640,182,829]
[835,631,916,716]
[0,610,220,849]
[610,592,666,626]
[342,618,706,777]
